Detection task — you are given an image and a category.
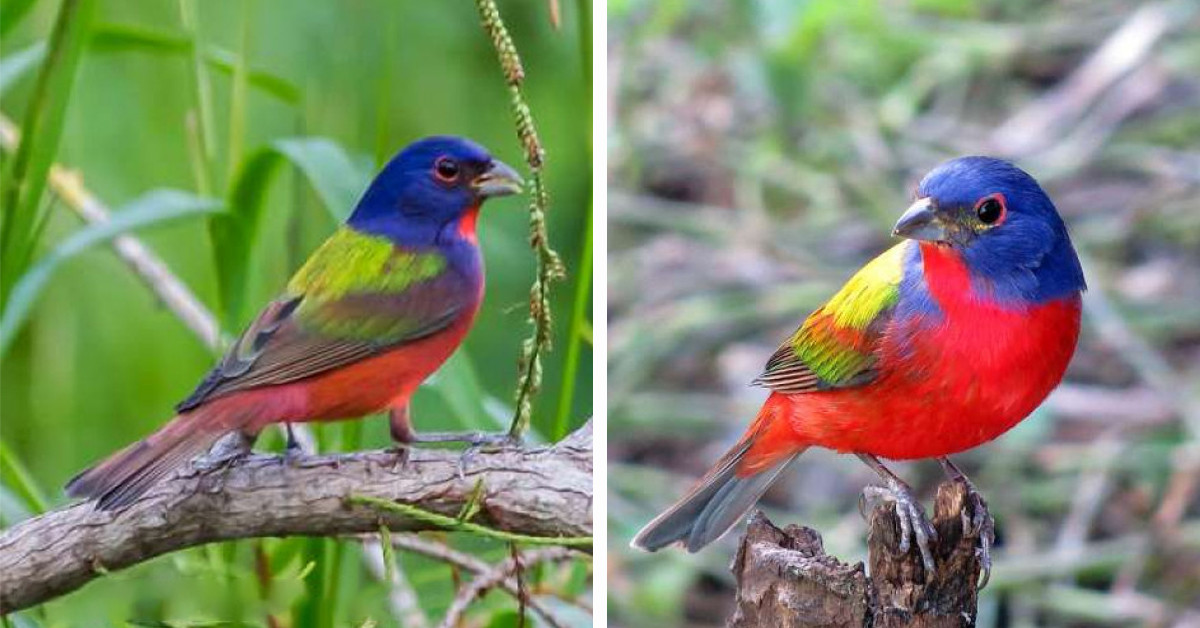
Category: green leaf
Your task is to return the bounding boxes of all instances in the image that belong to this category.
[554,202,592,439]
[214,137,371,324]
[0,438,47,516]
[88,22,301,104]
[0,41,47,97]
[273,138,372,219]
[0,190,222,355]
[0,0,38,37]
[1,0,97,308]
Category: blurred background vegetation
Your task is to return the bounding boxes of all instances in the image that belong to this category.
[608,0,1199,626]
[0,0,591,626]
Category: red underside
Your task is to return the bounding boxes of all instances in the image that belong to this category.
[739,243,1081,474]
[191,306,480,431]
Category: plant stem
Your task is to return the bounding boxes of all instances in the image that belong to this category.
[473,0,566,440]
[178,0,216,196]
[349,495,592,549]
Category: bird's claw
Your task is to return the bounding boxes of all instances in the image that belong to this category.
[386,445,411,472]
[195,432,254,471]
[957,481,995,589]
[392,431,515,480]
[457,445,480,481]
[454,432,517,480]
[282,439,306,468]
[862,482,938,575]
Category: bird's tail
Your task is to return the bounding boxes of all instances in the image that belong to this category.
[65,410,229,510]
[631,401,805,552]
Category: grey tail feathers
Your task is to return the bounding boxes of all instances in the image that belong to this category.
[65,413,226,510]
[630,440,801,553]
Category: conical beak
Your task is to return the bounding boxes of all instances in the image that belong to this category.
[473,159,524,198]
[892,197,948,242]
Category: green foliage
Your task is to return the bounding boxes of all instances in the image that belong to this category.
[87,23,300,104]
[0,439,47,516]
[1,0,96,307]
[0,189,221,354]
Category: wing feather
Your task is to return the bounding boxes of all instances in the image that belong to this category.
[177,230,473,411]
[752,242,907,394]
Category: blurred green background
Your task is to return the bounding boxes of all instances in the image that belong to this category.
[1,0,592,625]
[608,0,1200,626]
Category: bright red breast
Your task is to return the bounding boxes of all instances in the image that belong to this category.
[744,243,1081,467]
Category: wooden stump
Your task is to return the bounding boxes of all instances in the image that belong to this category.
[729,481,986,628]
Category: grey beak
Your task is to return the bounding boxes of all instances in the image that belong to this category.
[473,159,524,198]
[892,197,948,242]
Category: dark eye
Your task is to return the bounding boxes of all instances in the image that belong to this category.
[434,157,460,182]
[976,197,1003,225]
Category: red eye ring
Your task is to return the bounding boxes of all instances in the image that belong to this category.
[974,193,1006,226]
[434,157,460,183]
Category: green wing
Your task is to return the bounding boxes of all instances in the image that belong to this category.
[753,242,906,394]
[177,228,468,411]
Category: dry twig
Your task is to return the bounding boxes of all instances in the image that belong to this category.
[437,547,576,628]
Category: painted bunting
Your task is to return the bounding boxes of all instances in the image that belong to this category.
[632,157,1085,582]
[67,136,523,510]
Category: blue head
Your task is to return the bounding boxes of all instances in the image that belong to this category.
[348,136,522,246]
[892,156,1085,304]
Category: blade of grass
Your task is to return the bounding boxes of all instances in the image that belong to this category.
[0,439,48,515]
[0,189,222,354]
[88,22,300,104]
[272,138,371,219]
[372,15,396,168]
[293,537,332,628]
[177,0,216,195]
[224,2,251,187]
[553,203,592,439]
[0,0,38,37]
[0,112,224,350]
[1,0,96,308]
[0,41,47,97]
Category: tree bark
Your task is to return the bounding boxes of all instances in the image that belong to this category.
[0,421,593,613]
[729,480,984,628]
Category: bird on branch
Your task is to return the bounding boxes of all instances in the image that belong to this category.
[632,156,1086,586]
[67,136,524,510]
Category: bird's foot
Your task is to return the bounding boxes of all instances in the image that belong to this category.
[938,458,996,589]
[955,479,995,589]
[385,445,411,471]
[195,431,255,471]
[861,481,938,574]
[397,431,516,480]
[406,431,514,447]
[282,440,306,468]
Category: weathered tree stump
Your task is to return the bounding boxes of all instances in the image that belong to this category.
[729,481,985,628]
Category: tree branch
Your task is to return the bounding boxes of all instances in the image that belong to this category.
[0,421,593,613]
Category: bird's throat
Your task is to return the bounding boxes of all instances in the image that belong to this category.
[458,204,481,244]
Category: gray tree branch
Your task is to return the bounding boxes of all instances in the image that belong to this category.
[0,421,593,613]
